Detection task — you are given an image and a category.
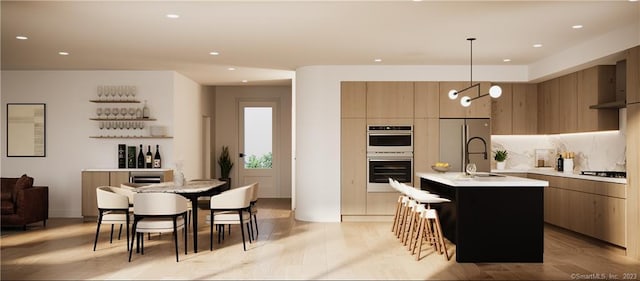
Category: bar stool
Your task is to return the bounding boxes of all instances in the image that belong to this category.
[410,193,451,261]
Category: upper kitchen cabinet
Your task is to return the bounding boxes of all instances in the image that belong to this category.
[577,65,618,132]
[366,82,414,119]
[558,73,579,133]
[538,76,574,134]
[439,82,491,118]
[414,82,439,118]
[491,83,513,135]
[492,83,538,135]
[627,46,640,105]
[341,82,367,118]
[512,83,538,134]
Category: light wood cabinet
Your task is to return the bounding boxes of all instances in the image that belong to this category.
[491,83,513,135]
[366,192,400,215]
[414,82,439,118]
[558,73,578,133]
[512,83,538,134]
[577,65,618,132]
[341,82,366,118]
[492,83,538,135]
[366,82,414,119]
[626,103,640,259]
[627,46,640,104]
[340,118,367,215]
[439,82,491,118]
[413,118,439,185]
[538,78,559,134]
[528,173,626,247]
[82,171,130,218]
[81,170,172,219]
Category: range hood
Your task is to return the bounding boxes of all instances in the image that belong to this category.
[589,60,626,109]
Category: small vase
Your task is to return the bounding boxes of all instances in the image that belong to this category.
[496,161,506,170]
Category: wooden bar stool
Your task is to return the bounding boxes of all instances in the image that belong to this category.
[410,196,451,261]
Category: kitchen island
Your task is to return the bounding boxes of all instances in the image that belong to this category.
[417,172,548,263]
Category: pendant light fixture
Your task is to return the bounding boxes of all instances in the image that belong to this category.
[448,38,502,107]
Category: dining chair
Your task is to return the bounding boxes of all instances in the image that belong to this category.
[206,183,254,251]
[93,186,131,251]
[249,182,259,240]
[128,192,189,262]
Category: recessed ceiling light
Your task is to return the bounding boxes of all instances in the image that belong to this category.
[572,25,583,29]
[209,51,220,56]
[242,80,248,83]
[503,59,511,62]
[374,58,382,63]
[16,35,28,40]
[166,14,180,19]
[629,0,638,2]
[533,44,543,48]
[58,51,70,56]
[227,67,236,71]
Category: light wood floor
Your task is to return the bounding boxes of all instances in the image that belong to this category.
[2,198,639,280]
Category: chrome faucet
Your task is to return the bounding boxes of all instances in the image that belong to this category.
[465,136,488,167]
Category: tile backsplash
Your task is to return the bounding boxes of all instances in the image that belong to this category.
[491,130,626,172]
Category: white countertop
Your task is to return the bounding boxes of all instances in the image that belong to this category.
[417,172,549,187]
[492,168,627,184]
[82,168,172,172]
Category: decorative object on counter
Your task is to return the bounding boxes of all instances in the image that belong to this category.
[174,161,185,187]
[494,150,508,170]
[127,146,136,168]
[153,144,162,168]
[142,100,150,119]
[137,144,145,168]
[465,163,477,176]
[446,38,502,107]
[145,145,152,168]
[431,162,450,173]
[118,144,126,168]
[218,145,234,187]
[150,125,167,137]
[563,151,574,174]
[557,153,564,172]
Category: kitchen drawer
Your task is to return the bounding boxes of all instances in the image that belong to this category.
[527,174,565,187]
[563,178,626,199]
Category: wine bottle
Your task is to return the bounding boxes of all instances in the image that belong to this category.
[118,144,126,169]
[137,144,145,168]
[142,100,150,119]
[153,144,162,168]
[557,153,564,172]
[145,145,153,168]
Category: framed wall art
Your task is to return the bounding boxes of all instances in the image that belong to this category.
[6,103,46,157]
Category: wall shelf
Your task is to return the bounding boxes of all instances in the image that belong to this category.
[90,118,156,121]
[90,136,173,139]
[90,100,140,103]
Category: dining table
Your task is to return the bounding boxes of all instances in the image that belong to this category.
[135,179,228,253]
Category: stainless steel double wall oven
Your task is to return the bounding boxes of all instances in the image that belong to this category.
[366,125,413,192]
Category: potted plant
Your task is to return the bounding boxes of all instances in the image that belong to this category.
[494,150,508,170]
[218,145,234,187]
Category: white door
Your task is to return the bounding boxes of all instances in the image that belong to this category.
[238,101,278,198]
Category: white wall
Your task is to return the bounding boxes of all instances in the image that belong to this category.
[294,65,527,222]
[1,71,175,217]
[172,72,206,180]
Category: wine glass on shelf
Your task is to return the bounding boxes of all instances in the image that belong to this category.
[128,108,136,119]
[99,121,104,130]
[117,86,124,101]
[131,86,137,101]
[120,108,127,119]
[104,108,111,119]
[97,85,104,101]
[119,121,125,130]
[112,107,119,119]
[110,87,117,101]
[465,163,477,176]
[105,122,111,130]
[124,86,131,101]
[96,108,102,119]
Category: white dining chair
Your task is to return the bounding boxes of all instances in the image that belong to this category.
[128,192,189,262]
[206,183,254,251]
[93,186,131,251]
[249,182,259,240]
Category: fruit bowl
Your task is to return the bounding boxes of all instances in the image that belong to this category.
[431,165,450,173]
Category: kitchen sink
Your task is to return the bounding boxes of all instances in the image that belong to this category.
[473,173,505,177]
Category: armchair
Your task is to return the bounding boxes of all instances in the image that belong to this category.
[1,174,49,230]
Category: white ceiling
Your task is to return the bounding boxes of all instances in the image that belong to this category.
[2,1,639,86]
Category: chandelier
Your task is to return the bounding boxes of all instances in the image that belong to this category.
[447,38,502,107]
